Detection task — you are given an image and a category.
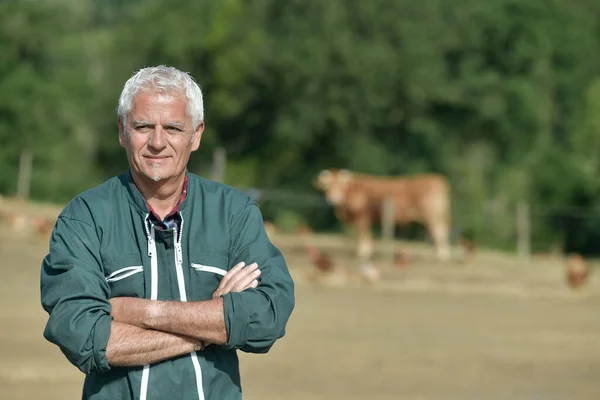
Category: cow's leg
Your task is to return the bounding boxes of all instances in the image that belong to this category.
[355,215,374,268]
[429,222,451,261]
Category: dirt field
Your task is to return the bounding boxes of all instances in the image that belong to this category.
[1,223,599,400]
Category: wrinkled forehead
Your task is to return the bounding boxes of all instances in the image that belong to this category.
[129,91,190,121]
[133,87,187,107]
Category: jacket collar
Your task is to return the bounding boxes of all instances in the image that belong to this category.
[119,169,191,215]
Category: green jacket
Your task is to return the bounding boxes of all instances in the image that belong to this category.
[40,171,295,400]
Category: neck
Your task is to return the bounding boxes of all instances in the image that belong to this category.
[131,170,185,219]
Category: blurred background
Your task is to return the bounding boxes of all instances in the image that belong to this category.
[1,0,600,399]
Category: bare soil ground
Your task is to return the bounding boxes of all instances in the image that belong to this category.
[0,205,599,400]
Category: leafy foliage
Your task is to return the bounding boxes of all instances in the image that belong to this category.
[2,0,600,253]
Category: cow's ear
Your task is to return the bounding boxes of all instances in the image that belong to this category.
[318,169,332,185]
[339,169,354,182]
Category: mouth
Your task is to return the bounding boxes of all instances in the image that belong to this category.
[144,156,170,161]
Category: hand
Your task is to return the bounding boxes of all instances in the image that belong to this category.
[212,261,261,299]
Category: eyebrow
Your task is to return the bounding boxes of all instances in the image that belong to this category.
[164,122,185,129]
[131,120,186,129]
[131,120,153,126]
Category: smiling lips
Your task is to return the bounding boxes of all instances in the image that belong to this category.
[144,156,170,168]
[144,156,170,161]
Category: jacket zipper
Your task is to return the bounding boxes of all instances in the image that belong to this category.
[105,266,143,283]
[173,215,205,400]
[140,217,157,400]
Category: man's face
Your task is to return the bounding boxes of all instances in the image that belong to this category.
[119,90,203,184]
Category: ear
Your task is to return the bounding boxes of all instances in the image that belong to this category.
[339,169,354,183]
[317,169,332,185]
[191,121,204,151]
[118,118,126,148]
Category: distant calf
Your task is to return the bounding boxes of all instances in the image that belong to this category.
[313,169,451,265]
[565,253,589,289]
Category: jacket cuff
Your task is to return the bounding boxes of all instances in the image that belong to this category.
[222,292,249,350]
[93,314,112,373]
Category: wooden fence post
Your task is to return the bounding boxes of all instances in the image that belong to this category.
[211,147,227,183]
[17,150,33,200]
[517,201,531,260]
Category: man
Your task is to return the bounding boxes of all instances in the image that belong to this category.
[40,66,295,400]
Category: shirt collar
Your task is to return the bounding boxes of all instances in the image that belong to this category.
[130,171,188,222]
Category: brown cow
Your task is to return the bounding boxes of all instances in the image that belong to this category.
[565,253,589,290]
[313,169,452,267]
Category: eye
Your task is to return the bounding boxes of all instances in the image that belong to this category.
[165,126,184,134]
[134,124,151,133]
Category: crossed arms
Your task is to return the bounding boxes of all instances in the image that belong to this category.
[41,201,295,374]
[106,262,261,367]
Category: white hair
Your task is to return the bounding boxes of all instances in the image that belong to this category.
[117,65,204,133]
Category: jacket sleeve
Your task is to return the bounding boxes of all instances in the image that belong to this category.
[40,213,112,374]
[222,200,295,353]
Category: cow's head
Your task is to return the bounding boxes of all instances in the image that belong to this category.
[313,168,354,205]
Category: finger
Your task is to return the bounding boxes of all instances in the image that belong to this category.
[213,262,245,298]
[232,268,261,292]
[215,261,246,291]
[214,271,259,298]
[213,262,253,298]
[221,262,258,293]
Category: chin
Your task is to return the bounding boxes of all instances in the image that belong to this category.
[138,169,164,182]
[136,165,178,183]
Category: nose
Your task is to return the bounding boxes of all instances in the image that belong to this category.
[148,126,167,151]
